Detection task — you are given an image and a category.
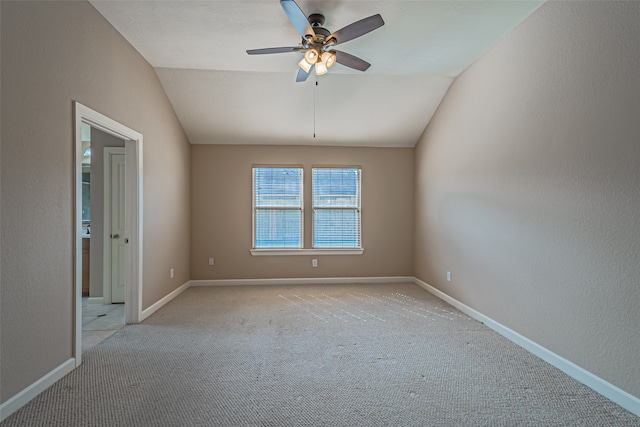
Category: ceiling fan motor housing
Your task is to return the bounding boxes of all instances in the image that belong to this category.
[308,13,325,27]
[307,13,331,39]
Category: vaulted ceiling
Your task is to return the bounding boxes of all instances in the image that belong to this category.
[89,1,544,147]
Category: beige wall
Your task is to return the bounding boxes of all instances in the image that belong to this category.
[414,1,640,399]
[191,145,413,280]
[0,1,190,402]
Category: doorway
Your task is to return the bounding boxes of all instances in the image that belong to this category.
[74,102,143,366]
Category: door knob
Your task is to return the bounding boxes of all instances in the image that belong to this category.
[111,234,120,239]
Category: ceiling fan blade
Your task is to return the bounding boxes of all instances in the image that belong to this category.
[334,50,371,72]
[328,14,384,46]
[296,65,314,82]
[280,0,314,39]
[246,47,303,55]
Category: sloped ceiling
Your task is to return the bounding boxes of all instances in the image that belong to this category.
[89,1,544,147]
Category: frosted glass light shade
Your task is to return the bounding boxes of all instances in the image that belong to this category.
[315,61,328,75]
[304,49,319,64]
[321,51,336,69]
[298,57,313,73]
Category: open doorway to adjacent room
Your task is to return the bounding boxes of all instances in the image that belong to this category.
[79,122,127,351]
[74,102,143,366]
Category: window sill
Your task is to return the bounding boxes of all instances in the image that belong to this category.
[250,248,364,256]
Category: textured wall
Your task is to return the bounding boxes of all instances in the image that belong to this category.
[414,1,640,398]
[1,1,190,402]
[191,145,414,280]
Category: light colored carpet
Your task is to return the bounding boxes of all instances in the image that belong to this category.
[3,283,639,426]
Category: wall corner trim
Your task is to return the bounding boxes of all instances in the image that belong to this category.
[412,278,640,418]
[139,280,191,322]
[0,358,75,422]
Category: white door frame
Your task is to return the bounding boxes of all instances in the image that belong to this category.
[74,101,143,367]
[103,147,126,304]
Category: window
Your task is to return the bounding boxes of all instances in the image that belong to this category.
[312,167,361,249]
[253,167,303,248]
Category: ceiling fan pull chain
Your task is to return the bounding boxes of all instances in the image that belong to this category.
[314,78,317,138]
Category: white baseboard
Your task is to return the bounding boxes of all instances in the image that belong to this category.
[139,280,191,322]
[190,276,413,287]
[87,297,104,305]
[412,277,640,418]
[0,358,75,422]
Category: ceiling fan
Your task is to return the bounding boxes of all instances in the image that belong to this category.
[247,0,385,82]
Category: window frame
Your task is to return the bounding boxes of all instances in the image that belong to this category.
[312,166,362,250]
[249,165,364,256]
[251,166,304,250]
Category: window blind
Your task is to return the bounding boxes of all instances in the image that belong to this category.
[312,167,361,249]
[253,167,303,248]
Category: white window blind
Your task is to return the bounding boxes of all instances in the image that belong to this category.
[253,167,303,248]
[312,167,361,249]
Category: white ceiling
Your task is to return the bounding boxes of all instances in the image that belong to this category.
[89,0,544,147]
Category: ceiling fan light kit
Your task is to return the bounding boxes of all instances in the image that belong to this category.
[246,0,384,82]
[301,50,336,76]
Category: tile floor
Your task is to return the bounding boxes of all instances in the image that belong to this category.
[82,298,125,352]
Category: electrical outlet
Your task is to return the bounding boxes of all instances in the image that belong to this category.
[312,259,318,267]
[209,257,214,266]
[447,271,451,282]
[170,268,175,279]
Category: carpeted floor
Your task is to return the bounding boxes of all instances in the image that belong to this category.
[2,283,639,426]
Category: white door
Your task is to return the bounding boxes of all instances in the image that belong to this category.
[108,150,126,303]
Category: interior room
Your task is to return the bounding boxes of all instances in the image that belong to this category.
[1,0,639,424]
